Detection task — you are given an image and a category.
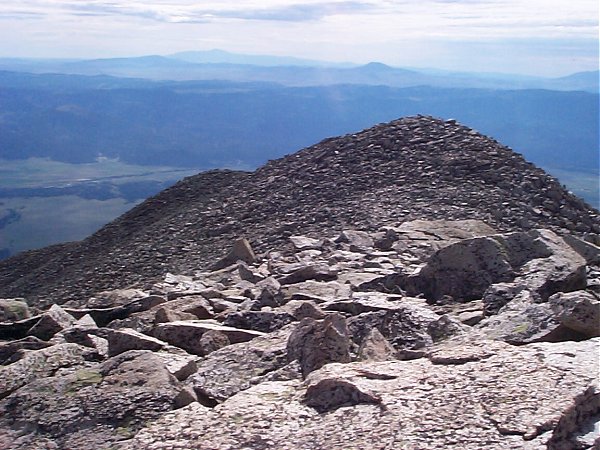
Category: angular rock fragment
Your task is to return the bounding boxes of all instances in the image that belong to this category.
[347,303,440,357]
[408,236,514,302]
[0,336,53,365]
[85,288,150,308]
[0,343,95,399]
[107,328,169,356]
[154,306,197,323]
[223,310,295,333]
[197,329,230,356]
[287,313,351,377]
[476,290,586,344]
[281,280,352,303]
[278,300,326,320]
[427,315,469,343]
[251,276,283,308]
[290,235,324,251]
[279,263,338,285]
[548,290,600,338]
[357,328,397,362]
[482,282,525,316]
[27,304,76,341]
[189,326,292,402]
[304,376,382,413]
[155,352,198,381]
[336,230,375,252]
[237,261,266,283]
[0,350,182,449]
[210,238,257,271]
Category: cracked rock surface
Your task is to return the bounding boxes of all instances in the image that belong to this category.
[124,339,599,450]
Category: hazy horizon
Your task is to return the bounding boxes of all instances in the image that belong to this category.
[1,0,597,78]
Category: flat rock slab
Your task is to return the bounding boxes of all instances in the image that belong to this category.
[153,320,265,355]
[281,281,352,303]
[124,338,600,450]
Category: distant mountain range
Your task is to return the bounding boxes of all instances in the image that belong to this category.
[0,50,597,92]
[169,49,355,67]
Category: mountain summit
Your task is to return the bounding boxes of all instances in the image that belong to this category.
[0,115,599,449]
[0,115,597,306]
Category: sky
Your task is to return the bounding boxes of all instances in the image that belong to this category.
[0,0,598,76]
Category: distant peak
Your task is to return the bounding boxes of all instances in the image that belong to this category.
[361,62,393,70]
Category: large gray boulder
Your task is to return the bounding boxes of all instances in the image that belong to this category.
[0,336,53,365]
[393,219,498,261]
[548,290,600,338]
[0,343,96,399]
[188,326,292,403]
[477,289,600,344]
[347,301,441,358]
[406,229,589,303]
[0,350,183,449]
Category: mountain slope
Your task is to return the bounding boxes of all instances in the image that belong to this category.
[0,116,598,306]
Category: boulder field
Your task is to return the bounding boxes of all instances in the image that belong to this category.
[1,220,598,449]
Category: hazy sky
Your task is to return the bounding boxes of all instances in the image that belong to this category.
[1,0,598,76]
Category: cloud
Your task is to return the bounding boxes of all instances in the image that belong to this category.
[204,2,376,22]
[0,10,46,20]
[55,1,378,23]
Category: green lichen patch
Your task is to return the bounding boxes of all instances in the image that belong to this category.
[513,323,529,334]
[66,369,103,395]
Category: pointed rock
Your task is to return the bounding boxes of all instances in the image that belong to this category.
[287,313,351,378]
[27,304,76,341]
[107,328,169,356]
[211,238,257,271]
[357,328,396,362]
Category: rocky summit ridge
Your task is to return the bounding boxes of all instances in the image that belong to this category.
[0,115,599,449]
[0,115,598,307]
